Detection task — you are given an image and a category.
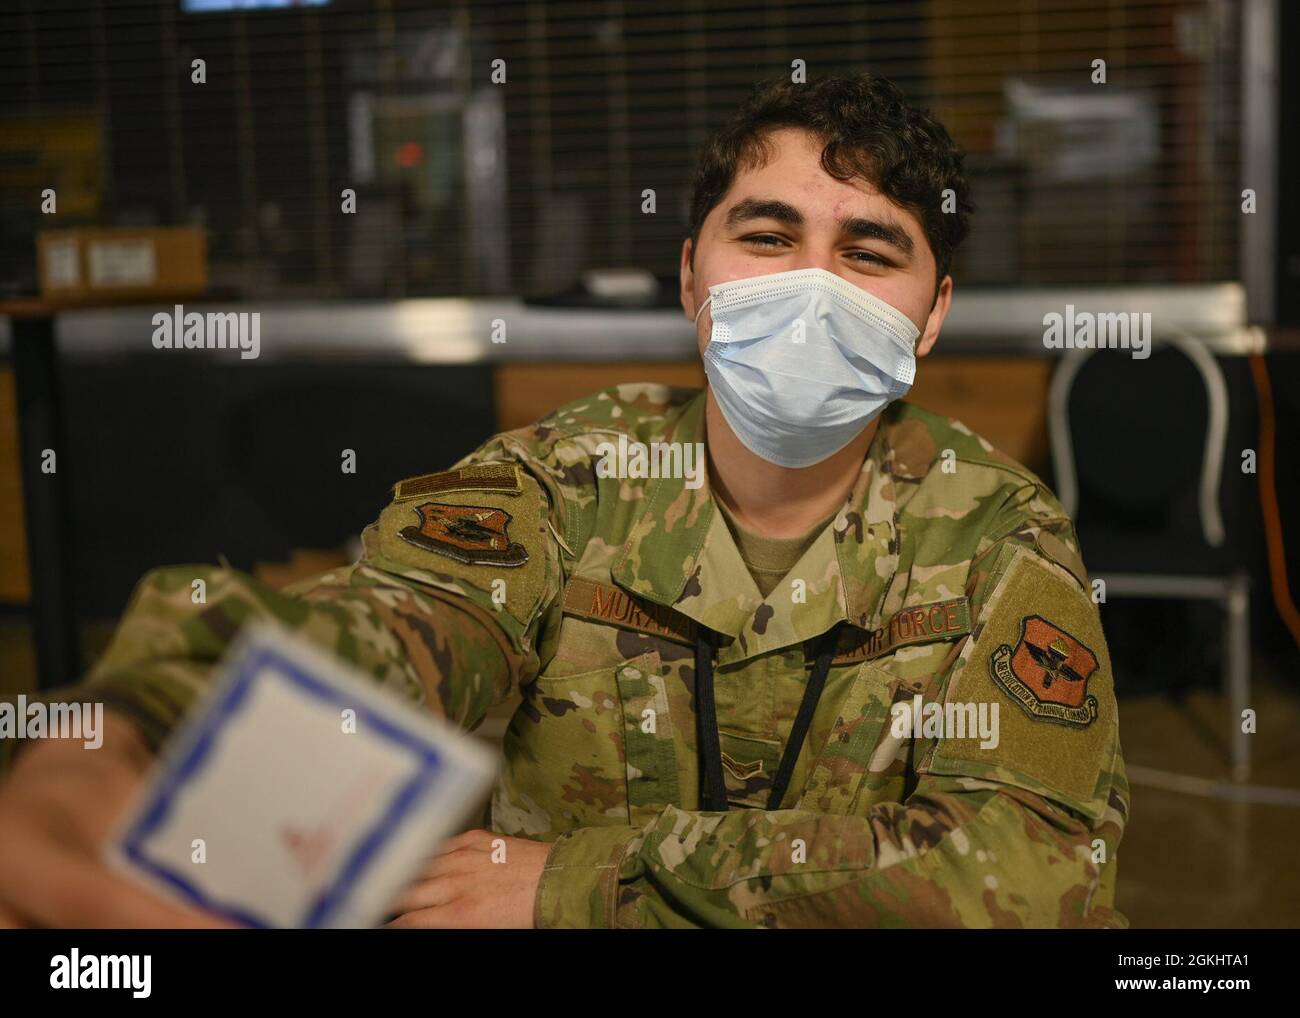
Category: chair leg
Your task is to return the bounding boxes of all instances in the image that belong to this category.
[1226,574,1251,782]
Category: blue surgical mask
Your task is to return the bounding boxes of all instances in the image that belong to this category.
[694,267,919,468]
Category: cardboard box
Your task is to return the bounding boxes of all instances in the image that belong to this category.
[37,226,207,304]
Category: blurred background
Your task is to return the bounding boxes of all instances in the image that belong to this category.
[0,0,1297,926]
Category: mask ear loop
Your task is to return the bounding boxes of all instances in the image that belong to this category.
[693,295,712,324]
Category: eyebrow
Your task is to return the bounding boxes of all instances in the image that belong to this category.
[723,196,914,256]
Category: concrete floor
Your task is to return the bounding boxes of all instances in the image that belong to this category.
[1116,679,1300,927]
[2,615,1297,927]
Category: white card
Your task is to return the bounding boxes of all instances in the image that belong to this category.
[105,621,498,928]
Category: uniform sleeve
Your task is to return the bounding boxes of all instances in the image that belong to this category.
[0,444,567,772]
[534,512,1130,929]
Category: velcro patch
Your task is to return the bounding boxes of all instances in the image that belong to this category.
[924,548,1116,814]
[561,577,697,645]
[400,502,529,567]
[392,464,521,502]
[990,615,1099,727]
[373,463,547,624]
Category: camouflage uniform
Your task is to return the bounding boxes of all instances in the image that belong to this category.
[11,383,1129,928]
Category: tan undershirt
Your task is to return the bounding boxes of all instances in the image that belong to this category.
[713,497,838,600]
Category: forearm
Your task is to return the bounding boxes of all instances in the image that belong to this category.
[4,560,521,772]
[538,783,1116,929]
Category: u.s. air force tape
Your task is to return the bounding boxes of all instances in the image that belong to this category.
[808,597,973,667]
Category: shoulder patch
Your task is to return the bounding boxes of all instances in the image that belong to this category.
[370,464,548,624]
[399,502,529,567]
[924,547,1117,816]
[991,615,1099,727]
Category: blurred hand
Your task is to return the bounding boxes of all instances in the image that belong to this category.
[0,710,238,929]
[385,829,551,929]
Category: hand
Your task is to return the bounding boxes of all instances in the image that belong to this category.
[385,829,551,928]
[0,711,239,929]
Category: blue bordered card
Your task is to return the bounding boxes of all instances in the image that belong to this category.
[105,621,497,928]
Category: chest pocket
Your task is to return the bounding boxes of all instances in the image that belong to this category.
[492,651,686,838]
[718,730,782,807]
[796,660,905,815]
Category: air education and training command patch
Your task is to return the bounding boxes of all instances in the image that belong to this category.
[991,615,1099,728]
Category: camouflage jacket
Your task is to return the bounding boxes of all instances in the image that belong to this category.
[19,384,1129,928]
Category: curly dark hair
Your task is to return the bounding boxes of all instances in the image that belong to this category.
[687,74,973,284]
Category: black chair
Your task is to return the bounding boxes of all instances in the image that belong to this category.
[1049,335,1252,780]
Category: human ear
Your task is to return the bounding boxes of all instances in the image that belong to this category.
[916,274,953,358]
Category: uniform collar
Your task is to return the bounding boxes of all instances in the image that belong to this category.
[612,392,907,665]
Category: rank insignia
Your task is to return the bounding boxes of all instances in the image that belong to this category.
[399,501,529,567]
[990,615,1099,728]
